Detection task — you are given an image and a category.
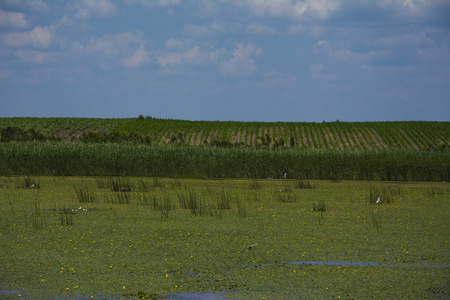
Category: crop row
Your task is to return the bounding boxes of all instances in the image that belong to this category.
[0,142,448,181]
[0,117,130,136]
[0,118,448,151]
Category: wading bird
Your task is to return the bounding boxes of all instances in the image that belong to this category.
[243,244,259,258]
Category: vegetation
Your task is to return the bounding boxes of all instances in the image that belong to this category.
[0,177,448,299]
[0,141,448,181]
[0,118,447,181]
[0,118,447,298]
[0,117,448,151]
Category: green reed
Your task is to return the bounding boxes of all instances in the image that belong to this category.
[0,142,448,181]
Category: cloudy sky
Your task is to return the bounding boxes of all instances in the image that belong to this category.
[0,0,449,122]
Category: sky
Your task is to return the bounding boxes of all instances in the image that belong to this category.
[0,0,449,122]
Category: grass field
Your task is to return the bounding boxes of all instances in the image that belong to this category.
[1,176,448,299]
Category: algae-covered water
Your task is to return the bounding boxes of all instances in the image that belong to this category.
[0,177,448,299]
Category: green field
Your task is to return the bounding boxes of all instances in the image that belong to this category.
[1,117,448,151]
[0,176,449,299]
[0,118,449,181]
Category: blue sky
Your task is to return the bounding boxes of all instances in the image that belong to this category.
[0,0,449,122]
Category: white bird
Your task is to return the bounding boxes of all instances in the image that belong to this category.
[246,244,259,250]
[376,197,381,204]
[284,173,287,178]
[243,244,259,258]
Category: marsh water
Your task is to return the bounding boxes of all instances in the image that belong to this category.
[3,260,448,300]
[284,260,450,268]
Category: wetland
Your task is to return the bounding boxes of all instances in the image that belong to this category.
[0,176,448,299]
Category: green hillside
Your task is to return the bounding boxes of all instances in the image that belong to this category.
[0,117,448,151]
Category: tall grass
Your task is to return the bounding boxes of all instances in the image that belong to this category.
[158,194,175,218]
[59,208,74,226]
[368,186,396,204]
[0,142,448,181]
[216,189,232,210]
[295,180,314,189]
[110,178,133,192]
[312,199,326,212]
[235,196,247,218]
[75,186,96,203]
[22,176,40,189]
[23,198,46,229]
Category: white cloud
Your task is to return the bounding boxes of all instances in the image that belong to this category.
[25,0,49,13]
[191,0,220,18]
[374,31,435,47]
[153,43,226,70]
[416,45,449,62]
[383,0,445,14]
[122,44,151,68]
[210,21,243,34]
[83,31,145,57]
[14,49,56,63]
[310,64,324,79]
[313,40,390,64]
[221,43,263,76]
[125,0,181,8]
[263,71,296,87]
[182,45,225,66]
[183,21,243,37]
[85,36,119,57]
[85,41,115,58]
[184,23,215,37]
[288,24,325,36]
[333,48,386,63]
[234,0,339,20]
[156,52,181,68]
[78,30,153,69]
[313,40,331,54]
[246,23,276,35]
[0,10,28,29]
[1,0,49,13]
[363,0,450,24]
[165,38,184,49]
[182,46,202,64]
[73,0,118,19]
[55,15,75,29]
[306,0,340,19]
[309,64,337,80]
[3,26,53,49]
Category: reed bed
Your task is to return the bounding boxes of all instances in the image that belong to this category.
[0,142,448,181]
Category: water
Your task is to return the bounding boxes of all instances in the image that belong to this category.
[285,261,381,267]
[4,261,448,299]
[284,260,450,268]
[165,292,229,300]
[0,290,22,295]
